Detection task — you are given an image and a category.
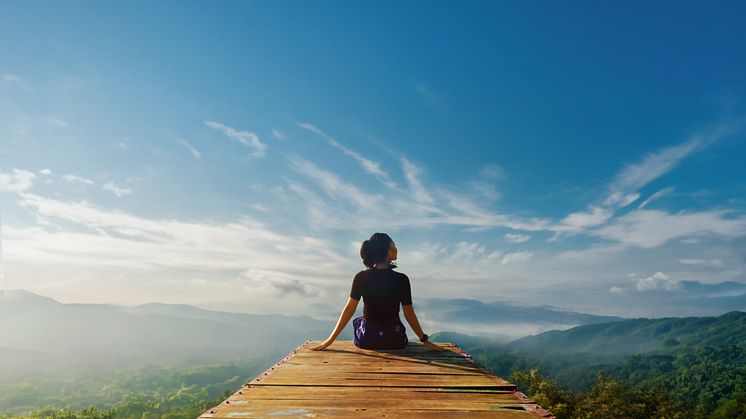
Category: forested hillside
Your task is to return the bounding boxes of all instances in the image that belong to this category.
[433,311,746,418]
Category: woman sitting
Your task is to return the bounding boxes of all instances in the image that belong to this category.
[311,232,445,351]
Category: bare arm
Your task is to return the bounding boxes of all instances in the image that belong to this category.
[311,297,359,350]
[402,304,424,339]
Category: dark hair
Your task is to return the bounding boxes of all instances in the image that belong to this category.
[360,232,397,269]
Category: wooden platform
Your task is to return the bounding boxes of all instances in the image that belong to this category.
[199,340,554,418]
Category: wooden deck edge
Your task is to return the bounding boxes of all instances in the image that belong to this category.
[449,342,556,419]
[200,340,556,418]
[200,339,312,417]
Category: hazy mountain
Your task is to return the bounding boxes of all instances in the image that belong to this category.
[508,311,746,357]
[0,289,334,384]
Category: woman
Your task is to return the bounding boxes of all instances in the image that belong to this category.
[311,233,445,351]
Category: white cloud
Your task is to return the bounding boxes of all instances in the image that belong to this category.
[401,156,435,206]
[609,286,625,294]
[115,142,129,150]
[603,192,640,208]
[632,272,681,292]
[12,192,350,276]
[272,129,286,141]
[678,258,723,268]
[500,251,533,265]
[297,122,396,189]
[592,209,746,248]
[554,206,613,233]
[505,233,531,243]
[204,121,267,158]
[103,182,132,197]
[638,187,675,209]
[62,174,95,185]
[39,169,52,176]
[178,139,202,160]
[0,169,36,192]
[611,136,704,194]
[286,154,382,212]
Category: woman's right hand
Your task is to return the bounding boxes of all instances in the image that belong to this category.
[310,338,334,351]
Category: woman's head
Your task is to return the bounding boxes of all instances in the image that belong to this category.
[360,233,397,268]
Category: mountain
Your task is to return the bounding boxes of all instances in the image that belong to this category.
[0,289,334,384]
[508,311,746,357]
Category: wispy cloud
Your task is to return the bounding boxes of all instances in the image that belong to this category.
[286,154,382,212]
[678,258,723,268]
[609,136,704,197]
[103,182,132,197]
[415,83,448,112]
[553,206,613,233]
[505,233,531,243]
[592,209,746,248]
[62,174,95,186]
[552,121,743,238]
[177,139,202,160]
[638,187,675,209]
[204,121,267,158]
[500,251,533,265]
[297,122,397,189]
[272,129,286,141]
[400,156,435,206]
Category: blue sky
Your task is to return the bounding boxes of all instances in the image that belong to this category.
[1,1,746,319]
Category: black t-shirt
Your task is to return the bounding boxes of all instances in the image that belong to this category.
[350,267,413,323]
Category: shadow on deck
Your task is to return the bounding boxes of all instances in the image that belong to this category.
[200,340,554,418]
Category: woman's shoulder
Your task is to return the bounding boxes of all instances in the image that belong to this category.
[392,270,409,280]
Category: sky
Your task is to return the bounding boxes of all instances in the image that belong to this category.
[1,1,746,319]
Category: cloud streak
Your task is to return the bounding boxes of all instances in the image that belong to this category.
[297,122,397,189]
[204,121,267,157]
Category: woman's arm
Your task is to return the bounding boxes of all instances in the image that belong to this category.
[310,297,359,350]
[402,303,447,351]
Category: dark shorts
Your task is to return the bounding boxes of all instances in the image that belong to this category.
[353,316,408,349]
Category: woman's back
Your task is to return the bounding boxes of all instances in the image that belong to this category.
[350,267,412,323]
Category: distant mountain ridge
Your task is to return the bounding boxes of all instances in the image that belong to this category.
[0,288,332,384]
[508,311,746,357]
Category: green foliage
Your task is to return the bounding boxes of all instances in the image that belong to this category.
[0,358,267,418]
[510,369,689,419]
[452,321,746,419]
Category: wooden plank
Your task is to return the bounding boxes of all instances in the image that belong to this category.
[199,340,552,418]
[230,386,527,401]
[205,407,544,418]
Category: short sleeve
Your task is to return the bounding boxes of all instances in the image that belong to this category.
[400,274,412,305]
[350,273,362,301]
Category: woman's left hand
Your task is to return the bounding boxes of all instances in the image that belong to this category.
[310,338,334,351]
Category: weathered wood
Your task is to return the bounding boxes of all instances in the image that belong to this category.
[199,340,554,418]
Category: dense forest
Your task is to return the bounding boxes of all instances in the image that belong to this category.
[0,358,264,419]
[460,311,746,419]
